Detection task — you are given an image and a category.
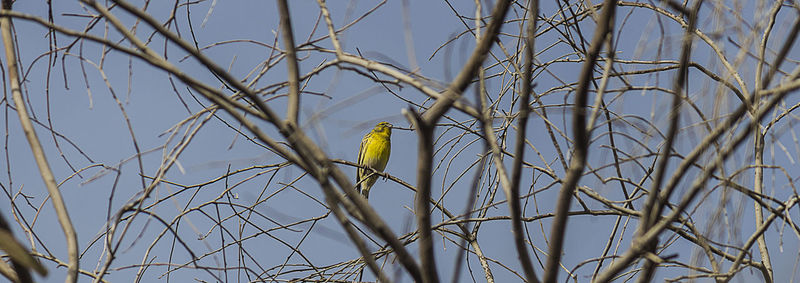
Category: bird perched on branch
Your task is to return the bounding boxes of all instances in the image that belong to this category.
[356,122,392,199]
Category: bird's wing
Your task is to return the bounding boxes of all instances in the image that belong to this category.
[356,132,370,182]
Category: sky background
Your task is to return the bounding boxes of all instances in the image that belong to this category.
[1,0,799,282]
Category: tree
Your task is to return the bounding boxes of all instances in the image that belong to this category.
[1,0,798,282]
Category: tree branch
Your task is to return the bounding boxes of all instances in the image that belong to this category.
[276,0,301,124]
[542,0,616,281]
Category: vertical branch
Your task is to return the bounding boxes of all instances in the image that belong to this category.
[750,9,800,282]
[636,1,702,281]
[751,131,773,280]
[404,109,440,283]
[0,1,79,282]
[464,4,496,282]
[507,0,539,282]
[542,0,616,281]
[752,0,781,95]
[276,0,301,124]
[474,23,540,283]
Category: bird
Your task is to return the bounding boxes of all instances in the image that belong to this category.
[356,121,392,199]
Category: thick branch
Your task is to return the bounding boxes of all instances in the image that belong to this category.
[542,0,616,281]
[276,0,301,124]
[405,109,440,283]
[507,1,540,282]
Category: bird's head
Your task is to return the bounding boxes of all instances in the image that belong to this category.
[373,122,393,136]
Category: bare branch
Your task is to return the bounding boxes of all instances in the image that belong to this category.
[276,0,301,124]
[0,2,78,282]
[542,0,617,281]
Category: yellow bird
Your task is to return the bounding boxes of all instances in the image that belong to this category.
[356,122,392,199]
